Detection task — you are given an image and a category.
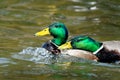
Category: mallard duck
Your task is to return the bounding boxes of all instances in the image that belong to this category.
[35,22,99,61]
[59,35,120,63]
[35,22,120,63]
[35,22,68,54]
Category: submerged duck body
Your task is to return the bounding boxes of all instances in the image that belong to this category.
[35,22,120,63]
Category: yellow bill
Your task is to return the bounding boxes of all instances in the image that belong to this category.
[35,28,50,36]
[59,41,72,49]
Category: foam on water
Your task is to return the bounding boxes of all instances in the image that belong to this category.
[12,47,57,64]
[12,47,92,64]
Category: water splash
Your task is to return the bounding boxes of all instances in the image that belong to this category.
[12,47,57,64]
[12,47,92,64]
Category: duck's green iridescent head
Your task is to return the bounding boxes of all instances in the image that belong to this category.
[35,22,68,46]
[59,35,102,52]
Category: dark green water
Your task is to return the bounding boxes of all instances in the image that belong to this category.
[0,0,120,80]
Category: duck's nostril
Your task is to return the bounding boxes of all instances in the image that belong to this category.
[34,33,38,36]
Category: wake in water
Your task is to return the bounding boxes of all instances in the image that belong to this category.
[12,47,92,64]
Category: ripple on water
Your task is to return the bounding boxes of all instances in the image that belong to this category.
[0,58,16,67]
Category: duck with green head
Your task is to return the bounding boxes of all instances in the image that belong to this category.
[59,35,120,63]
[35,22,68,54]
[35,22,98,61]
[35,22,120,63]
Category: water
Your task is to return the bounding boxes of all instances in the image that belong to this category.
[0,0,120,80]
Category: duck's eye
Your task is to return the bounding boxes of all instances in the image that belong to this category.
[76,39,80,42]
[55,25,59,28]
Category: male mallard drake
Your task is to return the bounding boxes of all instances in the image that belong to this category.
[35,22,120,63]
[35,22,98,61]
[59,35,120,63]
[35,22,68,54]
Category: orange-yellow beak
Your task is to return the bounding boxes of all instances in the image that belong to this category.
[35,28,50,36]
